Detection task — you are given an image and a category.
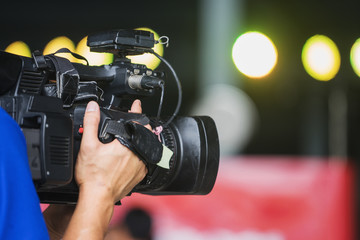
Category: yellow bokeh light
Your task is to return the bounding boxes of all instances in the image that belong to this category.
[128,27,164,70]
[43,36,76,62]
[232,31,278,78]
[75,36,113,66]
[5,41,31,57]
[350,38,360,78]
[302,35,340,81]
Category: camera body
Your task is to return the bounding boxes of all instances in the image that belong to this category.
[0,29,219,204]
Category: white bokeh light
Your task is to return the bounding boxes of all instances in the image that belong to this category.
[191,84,258,156]
[232,32,278,78]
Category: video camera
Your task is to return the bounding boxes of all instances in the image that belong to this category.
[0,29,219,204]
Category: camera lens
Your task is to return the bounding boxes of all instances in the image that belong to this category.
[135,116,220,195]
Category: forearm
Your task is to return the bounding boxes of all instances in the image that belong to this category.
[63,188,114,240]
[43,205,75,240]
[62,100,146,239]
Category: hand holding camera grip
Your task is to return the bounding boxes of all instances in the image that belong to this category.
[101,119,163,167]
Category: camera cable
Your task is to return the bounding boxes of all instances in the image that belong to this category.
[149,50,182,128]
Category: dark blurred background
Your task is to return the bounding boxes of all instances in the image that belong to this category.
[2,0,360,156]
[1,0,359,238]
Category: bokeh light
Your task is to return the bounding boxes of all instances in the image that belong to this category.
[191,84,258,156]
[302,35,341,81]
[350,38,360,78]
[5,41,31,57]
[232,31,278,78]
[75,36,113,66]
[43,36,76,62]
[127,27,164,69]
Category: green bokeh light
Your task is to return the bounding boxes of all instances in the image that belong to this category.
[350,38,360,78]
[302,35,340,81]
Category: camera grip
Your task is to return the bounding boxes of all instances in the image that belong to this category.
[102,119,163,167]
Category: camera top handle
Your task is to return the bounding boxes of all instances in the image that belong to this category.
[87,29,156,58]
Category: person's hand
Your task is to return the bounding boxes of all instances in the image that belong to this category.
[63,100,148,240]
[75,99,148,202]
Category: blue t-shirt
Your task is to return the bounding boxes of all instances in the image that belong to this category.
[0,107,49,239]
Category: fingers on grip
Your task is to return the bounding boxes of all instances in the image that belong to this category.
[82,101,100,144]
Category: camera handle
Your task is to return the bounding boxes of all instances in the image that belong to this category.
[98,113,172,172]
[101,119,162,164]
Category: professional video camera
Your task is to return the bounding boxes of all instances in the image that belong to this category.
[0,29,219,204]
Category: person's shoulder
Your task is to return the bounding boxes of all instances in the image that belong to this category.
[0,107,49,240]
[0,105,26,153]
[0,107,24,139]
[0,107,19,129]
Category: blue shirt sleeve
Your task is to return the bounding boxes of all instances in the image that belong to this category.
[0,107,49,240]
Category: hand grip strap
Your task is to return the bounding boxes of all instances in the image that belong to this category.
[102,119,163,166]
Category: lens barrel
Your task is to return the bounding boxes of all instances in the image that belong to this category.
[136,116,220,195]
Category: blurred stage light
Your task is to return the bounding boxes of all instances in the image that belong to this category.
[302,35,340,81]
[43,36,76,62]
[232,31,278,78]
[128,27,164,69]
[350,38,360,77]
[5,41,31,57]
[191,84,258,156]
[75,36,113,66]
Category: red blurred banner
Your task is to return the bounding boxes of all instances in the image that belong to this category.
[109,156,354,240]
